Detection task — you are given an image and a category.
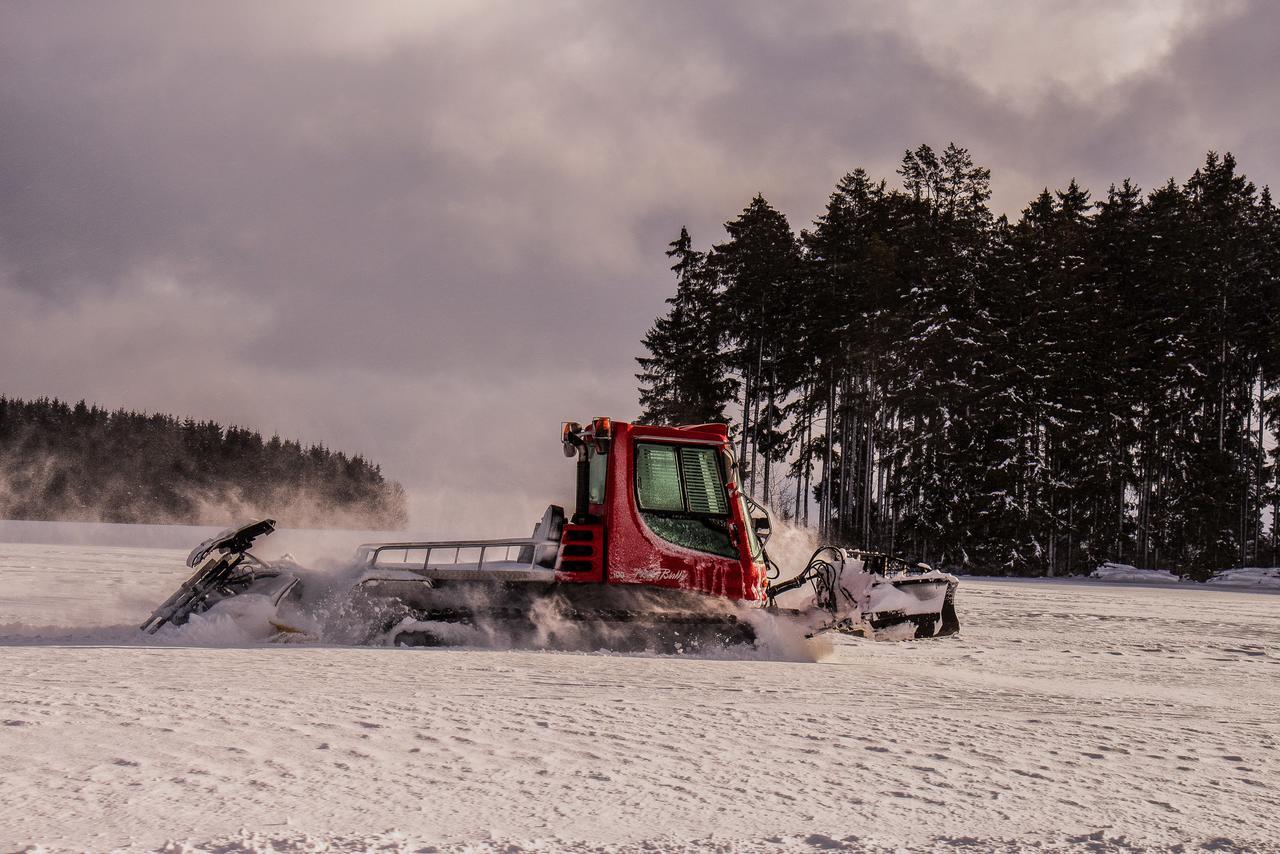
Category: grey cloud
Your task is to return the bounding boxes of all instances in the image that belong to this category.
[1,0,1276,532]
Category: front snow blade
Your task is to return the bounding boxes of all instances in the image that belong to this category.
[766,547,960,640]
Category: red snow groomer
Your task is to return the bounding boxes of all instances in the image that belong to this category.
[142,418,959,648]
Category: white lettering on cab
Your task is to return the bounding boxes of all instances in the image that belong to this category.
[635,567,688,583]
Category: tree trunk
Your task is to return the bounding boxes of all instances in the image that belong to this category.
[1046,428,1056,577]
[802,397,813,527]
[822,374,835,538]
[763,381,774,506]
[793,386,806,524]
[1066,502,1073,576]
[1257,373,1265,566]
[751,389,761,498]
[751,339,764,498]
[739,368,751,490]
[838,381,851,541]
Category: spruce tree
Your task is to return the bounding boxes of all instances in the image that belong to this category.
[636,227,736,426]
[712,195,801,500]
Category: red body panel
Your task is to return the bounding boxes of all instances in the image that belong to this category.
[554,420,767,603]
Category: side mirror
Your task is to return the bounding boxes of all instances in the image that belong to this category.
[562,421,584,457]
[752,517,771,533]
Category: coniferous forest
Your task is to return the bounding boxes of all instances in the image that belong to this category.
[637,147,1280,578]
[0,396,408,529]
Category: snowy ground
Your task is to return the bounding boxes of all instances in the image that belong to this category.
[2,539,1279,852]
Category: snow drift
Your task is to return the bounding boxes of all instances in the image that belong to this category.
[1207,566,1280,588]
[1089,562,1181,583]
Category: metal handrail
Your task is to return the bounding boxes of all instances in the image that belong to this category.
[359,536,536,551]
[355,535,559,572]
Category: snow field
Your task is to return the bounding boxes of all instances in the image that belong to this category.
[1,542,1279,852]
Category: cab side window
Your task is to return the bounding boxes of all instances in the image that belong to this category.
[587,448,609,504]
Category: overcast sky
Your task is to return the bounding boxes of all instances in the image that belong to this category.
[2,1,1277,533]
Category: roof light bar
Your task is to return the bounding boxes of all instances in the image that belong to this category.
[591,417,613,454]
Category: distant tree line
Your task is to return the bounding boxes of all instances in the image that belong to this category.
[637,147,1280,578]
[0,396,407,529]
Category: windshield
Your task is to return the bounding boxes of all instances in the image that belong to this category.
[634,442,737,558]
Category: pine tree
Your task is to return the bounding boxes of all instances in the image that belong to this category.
[636,227,736,426]
[1083,180,1146,565]
[712,195,801,501]
[888,143,996,569]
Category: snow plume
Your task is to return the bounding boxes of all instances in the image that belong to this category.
[756,517,823,611]
[0,451,62,520]
[139,509,840,659]
[363,581,834,662]
[0,527,835,659]
[742,609,836,662]
[759,517,820,576]
[180,484,407,532]
[744,517,837,661]
[144,554,836,661]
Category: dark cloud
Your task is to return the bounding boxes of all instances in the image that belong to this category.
[1,0,1275,532]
